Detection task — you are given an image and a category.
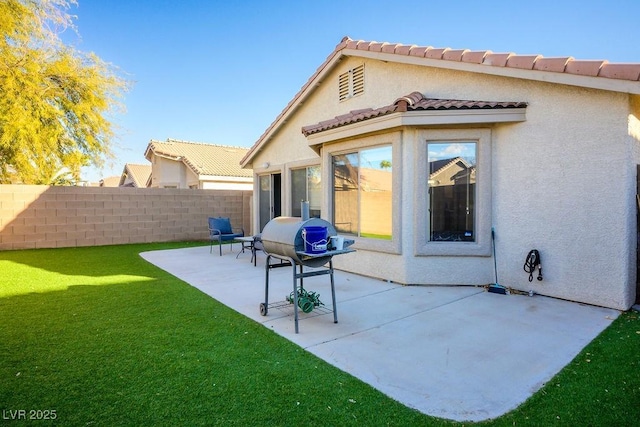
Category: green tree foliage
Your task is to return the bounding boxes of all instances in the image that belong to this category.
[0,0,128,184]
[379,160,391,169]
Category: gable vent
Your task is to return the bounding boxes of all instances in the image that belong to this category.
[339,64,365,101]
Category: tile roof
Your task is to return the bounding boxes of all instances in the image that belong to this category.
[146,139,252,178]
[120,163,151,187]
[341,37,640,81]
[429,157,473,177]
[99,176,120,187]
[302,91,527,136]
[241,36,640,166]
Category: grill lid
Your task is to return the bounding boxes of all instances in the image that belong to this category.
[261,217,353,266]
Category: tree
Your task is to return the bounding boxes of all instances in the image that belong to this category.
[0,0,128,184]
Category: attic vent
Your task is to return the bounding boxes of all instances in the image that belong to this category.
[339,64,365,101]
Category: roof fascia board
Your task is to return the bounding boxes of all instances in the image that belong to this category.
[153,153,199,177]
[153,152,182,162]
[347,49,640,95]
[306,108,526,146]
[181,159,204,177]
[402,108,526,125]
[143,145,153,161]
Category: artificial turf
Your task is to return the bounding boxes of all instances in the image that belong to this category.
[0,242,638,426]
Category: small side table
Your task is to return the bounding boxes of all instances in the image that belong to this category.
[235,236,256,264]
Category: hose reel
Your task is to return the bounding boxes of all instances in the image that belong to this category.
[286,288,324,313]
[523,249,543,282]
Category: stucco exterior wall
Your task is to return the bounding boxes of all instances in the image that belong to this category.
[252,56,638,310]
[490,83,632,309]
[149,156,185,188]
[201,181,253,191]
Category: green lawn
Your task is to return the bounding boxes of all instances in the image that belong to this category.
[0,243,638,426]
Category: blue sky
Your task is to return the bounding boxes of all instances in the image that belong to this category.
[66,0,640,182]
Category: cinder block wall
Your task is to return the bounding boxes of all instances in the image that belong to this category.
[0,185,253,250]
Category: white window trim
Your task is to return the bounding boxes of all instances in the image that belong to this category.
[323,132,402,255]
[415,128,492,257]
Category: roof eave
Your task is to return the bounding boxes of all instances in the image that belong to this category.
[306,108,527,146]
[351,49,640,95]
[240,43,349,168]
[143,144,154,161]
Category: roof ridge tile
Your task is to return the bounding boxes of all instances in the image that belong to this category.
[482,52,514,67]
[163,138,248,150]
[564,59,607,77]
[533,57,573,72]
[368,41,386,52]
[598,63,640,80]
[408,46,433,57]
[425,47,450,59]
[461,50,492,64]
[356,40,375,50]
[395,44,416,55]
[506,54,543,70]
[381,43,400,54]
[443,49,469,62]
[338,36,640,81]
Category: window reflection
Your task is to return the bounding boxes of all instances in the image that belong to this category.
[333,146,392,239]
[291,166,321,218]
[428,142,476,242]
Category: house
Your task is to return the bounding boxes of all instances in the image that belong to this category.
[144,139,252,190]
[240,36,640,311]
[98,176,121,187]
[119,163,151,187]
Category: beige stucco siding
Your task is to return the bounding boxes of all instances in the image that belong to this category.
[152,156,183,188]
[490,84,631,309]
[254,55,638,310]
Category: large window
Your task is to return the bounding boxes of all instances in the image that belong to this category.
[333,145,392,239]
[291,166,321,218]
[428,142,476,242]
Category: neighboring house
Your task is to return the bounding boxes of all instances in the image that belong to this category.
[119,163,151,188]
[144,139,252,190]
[241,36,640,311]
[99,176,121,187]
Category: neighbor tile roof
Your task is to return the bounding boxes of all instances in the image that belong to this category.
[99,176,120,187]
[146,139,252,178]
[302,91,527,136]
[241,36,640,166]
[121,163,151,187]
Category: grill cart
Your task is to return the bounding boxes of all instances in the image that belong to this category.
[259,217,354,333]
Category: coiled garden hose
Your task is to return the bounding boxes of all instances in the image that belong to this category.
[287,288,324,313]
[523,250,543,282]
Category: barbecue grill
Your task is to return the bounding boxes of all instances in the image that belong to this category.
[259,217,354,333]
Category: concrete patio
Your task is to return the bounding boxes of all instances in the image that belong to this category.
[141,245,620,422]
